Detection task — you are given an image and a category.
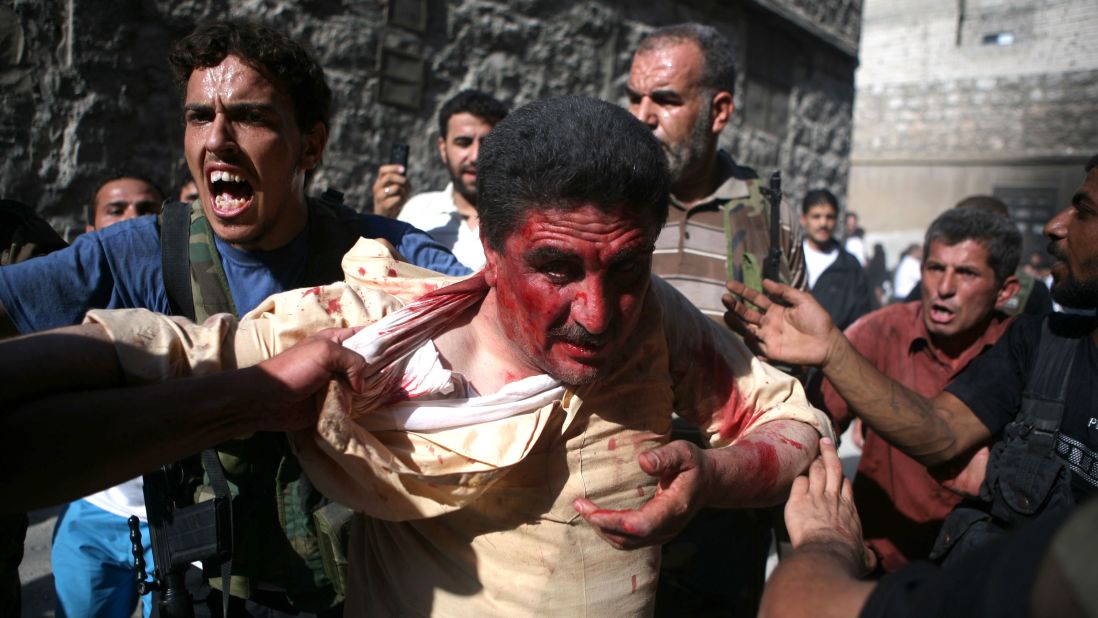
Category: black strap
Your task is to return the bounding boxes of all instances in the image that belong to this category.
[762,171,783,283]
[160,202,196,321]
[201,449,233,618]
[1019,317,1078,457]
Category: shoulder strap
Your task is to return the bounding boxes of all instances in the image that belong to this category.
[160,202,196,321]
[187,204,236,322]
[1018,316,1079,456]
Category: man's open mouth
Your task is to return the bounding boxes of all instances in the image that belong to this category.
[928,303,954,323]
[208,170,255,217]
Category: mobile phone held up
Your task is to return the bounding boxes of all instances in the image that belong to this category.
[390,142,409,169]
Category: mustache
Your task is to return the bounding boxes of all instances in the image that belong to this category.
[1047,242,1066,262]
[549,323,614,348]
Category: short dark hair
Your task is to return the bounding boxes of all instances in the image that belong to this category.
[637,23,737,95]
[1086,153,1098,172]
[954,195,1010,219]
[86,172,165,227]
[802,188,839,215]
[477,96,670,252]
[169,20,332,132]
[438,90,509,138]
[923,208,1021,286]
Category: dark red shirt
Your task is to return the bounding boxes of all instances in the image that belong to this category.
[815,301,1013,572]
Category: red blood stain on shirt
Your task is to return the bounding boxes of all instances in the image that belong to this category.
[631,574,637,593]
[357,267,366,276]
[301,287,321,298]
[326,298,342,315]
[387,268,398,277]
[607,438,618,451]
[692,342,764,441]
[635,486,645,497]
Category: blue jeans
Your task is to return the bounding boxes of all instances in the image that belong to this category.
[52,499,154,618]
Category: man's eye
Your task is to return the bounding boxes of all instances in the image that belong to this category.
[540,263,576,282]
[186,112,211,124]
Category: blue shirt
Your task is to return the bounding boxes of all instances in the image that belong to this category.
[0,207,470,333]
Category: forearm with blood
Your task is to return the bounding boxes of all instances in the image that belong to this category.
[704,419,818,508]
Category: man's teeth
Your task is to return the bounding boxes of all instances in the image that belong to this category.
[209,170,246,183]
[214,194,248,210]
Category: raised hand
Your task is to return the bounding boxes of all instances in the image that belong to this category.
[372,164,411,218]
[723,279,842,368]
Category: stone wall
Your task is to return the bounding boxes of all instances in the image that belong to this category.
[0,0,860,238]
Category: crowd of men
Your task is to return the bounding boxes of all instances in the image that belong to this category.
[0,14,1094,618]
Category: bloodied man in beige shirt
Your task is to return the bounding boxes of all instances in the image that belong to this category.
[4,97,830,616]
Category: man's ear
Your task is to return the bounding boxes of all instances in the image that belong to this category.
[437,136,448,165]
[300,122,328,171]
[482,239,498,287]
[994,275,1022,310]
[710,91,734,134]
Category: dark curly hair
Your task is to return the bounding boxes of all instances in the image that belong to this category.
[438,90,509,138]
[476,96,669,252]
[168,20,332,132]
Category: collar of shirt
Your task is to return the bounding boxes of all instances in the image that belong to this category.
[906,301,1013,375]
[668,150,753,214]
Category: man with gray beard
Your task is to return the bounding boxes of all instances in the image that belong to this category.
[627,23,805,322]
[625,23,806,616]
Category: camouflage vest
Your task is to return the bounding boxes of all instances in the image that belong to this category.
[158,192,359,610]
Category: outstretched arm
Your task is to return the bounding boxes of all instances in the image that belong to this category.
[723,279,990,466]
[0,326,367,513]
[759,437,876,618]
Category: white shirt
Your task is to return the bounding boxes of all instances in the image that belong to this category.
[844,235,868,267]
[83,477,146,520]
[398,183,485,271]
[803,240,840,290]
[893,254,922,300]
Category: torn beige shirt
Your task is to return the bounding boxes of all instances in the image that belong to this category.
[86,238,832,617]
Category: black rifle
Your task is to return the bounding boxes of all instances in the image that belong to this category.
[760,171,783,283]
[131,452,233,618]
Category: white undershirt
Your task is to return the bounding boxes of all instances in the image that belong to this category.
[803,240,839,290]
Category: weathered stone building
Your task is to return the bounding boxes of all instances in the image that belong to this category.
[850,0,1098,264]
[0,0,861,240]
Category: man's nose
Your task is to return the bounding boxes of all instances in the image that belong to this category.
[468,139,480,164]
[572,278,613,336]
[937,270,957,297]
[1044,206,1070,241]
[632,97,658,130]
[205,113,238,155]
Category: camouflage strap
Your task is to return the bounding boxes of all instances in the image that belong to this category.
[182,193,358,610]
[185,201,237,322]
